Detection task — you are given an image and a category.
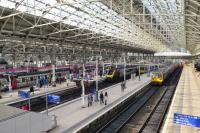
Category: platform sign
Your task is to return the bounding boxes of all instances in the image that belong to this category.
[18,90,30,99]
[47,94,60,104]
[174,113,200,128]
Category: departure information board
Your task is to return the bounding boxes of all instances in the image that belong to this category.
[174,113,200,128]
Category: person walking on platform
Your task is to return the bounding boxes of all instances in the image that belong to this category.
[100,92,104,104]
[104,92,108,105]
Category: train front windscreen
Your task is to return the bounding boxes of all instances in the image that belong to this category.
[107,69,114,75]
[152,72,162,79]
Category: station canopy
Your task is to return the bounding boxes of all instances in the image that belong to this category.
[0,0,199,61]
[155,52,191,57]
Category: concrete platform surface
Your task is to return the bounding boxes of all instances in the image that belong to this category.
[0,81,76,104]
[48,74,150,133]
[162,65,200,133]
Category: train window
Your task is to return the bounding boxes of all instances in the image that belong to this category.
[22,78,25,82]
[152,73,162,78]
[108,69,114,75]
[158,73,162,78]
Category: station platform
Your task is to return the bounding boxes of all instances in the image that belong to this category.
[0,104,53,133]
[48,74,151,133]
[162,65,200,133]
[0,81,76,104]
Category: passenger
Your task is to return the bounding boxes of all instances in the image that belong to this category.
[29,86,34,95]
[121,82,125,92]
[45,78,48,88]
[123,82,126,90]
[90,94,93,106]
[88,94,93,107]
[87,94,91,107]
[104,92,108,105]
[66,79,69,86]
[100,92,104,105]
[39,80,42,88]
[99,70,103,77]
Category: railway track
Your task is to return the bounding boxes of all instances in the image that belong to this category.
[96,67,182,133]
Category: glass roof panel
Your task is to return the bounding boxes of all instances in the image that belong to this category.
[0,0,169,51]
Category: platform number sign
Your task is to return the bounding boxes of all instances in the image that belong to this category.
[174,113,200,128]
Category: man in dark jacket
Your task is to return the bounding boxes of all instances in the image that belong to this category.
[100,92,104,104]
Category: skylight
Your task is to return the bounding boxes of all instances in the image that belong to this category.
[0,0,168,51]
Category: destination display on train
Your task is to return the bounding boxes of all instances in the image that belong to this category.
[174,113,200,128]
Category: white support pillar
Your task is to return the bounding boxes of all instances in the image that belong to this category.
[139,53,141,81]
[81,63,86,107]
[124,53,126,84]
[95,56,99,101]
[52,64,56,86]
[45,86,48,115]
[102,62,105,75]
[8,75,12,92]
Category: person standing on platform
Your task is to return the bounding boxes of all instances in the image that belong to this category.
[121,81,125,92]
[36,79,39,88]
[29,86,34,96]
[66,74,69,86]
[87,94,91,107]
[100,92,104,105]
[39,79,42,88]
[99,70,103,77]
[87,93,92,107]
[90,94,93,106]
[104,91,108,105]
[44,78,47,88]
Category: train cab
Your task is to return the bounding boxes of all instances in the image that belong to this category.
[151,71,163,85]
[106,69,115,78]
[105,68,120,81]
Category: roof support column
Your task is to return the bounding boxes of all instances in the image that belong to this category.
[123,52,127,86]
[138,53,141,81]
[81,46,86,107]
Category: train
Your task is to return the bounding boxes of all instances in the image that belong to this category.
[151,63,181,85]
[0,64,97,91]
[0,68,69,91]
[105,64,158,82]
[194,60,200,71]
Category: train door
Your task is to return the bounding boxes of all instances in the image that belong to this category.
[11,76,17,90]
